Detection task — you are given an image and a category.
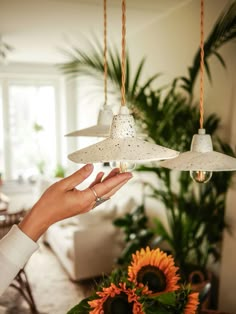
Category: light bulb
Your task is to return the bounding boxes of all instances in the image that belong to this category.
[109,161,136,173]
[190,170,212,184]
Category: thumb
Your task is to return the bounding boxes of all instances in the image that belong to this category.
[62,164,94,190]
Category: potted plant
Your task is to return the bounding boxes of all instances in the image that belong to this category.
[60,1,236,308]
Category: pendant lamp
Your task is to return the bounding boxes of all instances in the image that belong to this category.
[65,0,113,138]
[160,0,236,183]
[68,0,179,172]
[65,107,113,137]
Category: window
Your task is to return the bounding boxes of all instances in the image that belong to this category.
[0,77,63,180]
[9,84,56,179]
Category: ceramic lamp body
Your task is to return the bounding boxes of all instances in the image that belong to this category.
[97,107,113,126]
[68,112,179,164]
[191,132,213,153]
[110,114,136,138]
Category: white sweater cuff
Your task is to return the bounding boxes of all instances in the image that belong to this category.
[0,225,39,269]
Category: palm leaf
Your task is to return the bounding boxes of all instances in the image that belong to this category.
[181,1,236,94]
[59,40,159,108]
[130,57,146,98]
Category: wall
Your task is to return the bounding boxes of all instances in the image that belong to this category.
[126,0,236,312]
[219,107,236,312]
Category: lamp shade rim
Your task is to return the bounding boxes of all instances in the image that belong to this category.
[65,125,110,137]
[68,137,179,164]
[160,150,236,171]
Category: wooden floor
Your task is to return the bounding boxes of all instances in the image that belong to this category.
[0,241,96,314]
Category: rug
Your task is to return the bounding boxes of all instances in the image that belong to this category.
[0,242,95,314]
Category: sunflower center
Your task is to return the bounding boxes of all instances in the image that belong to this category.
[137,265,166,293]
[103,292,133,314]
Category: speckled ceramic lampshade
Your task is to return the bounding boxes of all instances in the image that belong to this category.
[68,106,179,164]
[160,128,236,171]
[65,107,113,137]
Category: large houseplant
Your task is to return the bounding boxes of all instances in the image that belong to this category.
[60,0,236,282]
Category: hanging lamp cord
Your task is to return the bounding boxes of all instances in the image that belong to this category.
[199,0,204,129]
[103,0,108,106]
[121,0,126,106]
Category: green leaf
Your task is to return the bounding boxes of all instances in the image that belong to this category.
[204,60,212,83]
[143,297,176,314]
[213,51,226,68]
[153,218,173,246]
[67,297,92,314]
[179,1,236,94]
[154,292,176,305]
[130,57,146,98]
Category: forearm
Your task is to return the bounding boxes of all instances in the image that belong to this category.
[18,204,51,242]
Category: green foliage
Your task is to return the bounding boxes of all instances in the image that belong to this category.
[113,204,154,265]
[60,37,159,104]
[60,1,236,277]
[36,160,46,175]
[131,82,221,152]
[33,122,45,175]
[33,122,44,132]
[67,296,95,314]
[148,169,231,272]
[54,164,66,178]
[68,288,192,314]
[135,87,235,273]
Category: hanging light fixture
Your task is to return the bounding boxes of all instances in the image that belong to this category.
[65,107,113,137]
[68,0,179,172]
[65,0,113,138]
[160,0,236,183]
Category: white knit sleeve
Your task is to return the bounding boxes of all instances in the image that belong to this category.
[0,225,39,295]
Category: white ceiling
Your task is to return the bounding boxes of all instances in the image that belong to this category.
[0,0,193,64]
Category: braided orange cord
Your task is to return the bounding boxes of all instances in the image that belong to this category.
[199,0,204,129]
[104,0,108,106]
[121,0,126,106]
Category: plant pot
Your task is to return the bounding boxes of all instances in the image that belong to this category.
[188,270,212,309]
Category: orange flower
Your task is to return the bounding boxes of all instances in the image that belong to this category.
[184,292,199,314]
[88,282,144,314]
[128,247,180,295]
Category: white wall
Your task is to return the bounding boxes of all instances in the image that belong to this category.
[126,0,236,311]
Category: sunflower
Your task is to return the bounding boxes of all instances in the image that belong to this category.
[128,247,180,295]
[183,292,199,314]
[88,282,144,314]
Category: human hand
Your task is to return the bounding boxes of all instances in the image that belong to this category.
[19,164,132,241]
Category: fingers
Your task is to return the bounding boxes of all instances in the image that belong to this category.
[103,179,130,199]
[62,164,94,190]
[85,172,132,201]
[89,172,104,188]
[102,168,120,181]
[89,168,120,189]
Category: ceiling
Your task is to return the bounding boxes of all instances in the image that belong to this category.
[0,0,192,64]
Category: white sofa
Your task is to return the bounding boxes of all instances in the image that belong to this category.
[44,197,139,281]
[43,169,167,282]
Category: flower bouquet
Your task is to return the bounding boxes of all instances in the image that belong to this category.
[68,247,199,314]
